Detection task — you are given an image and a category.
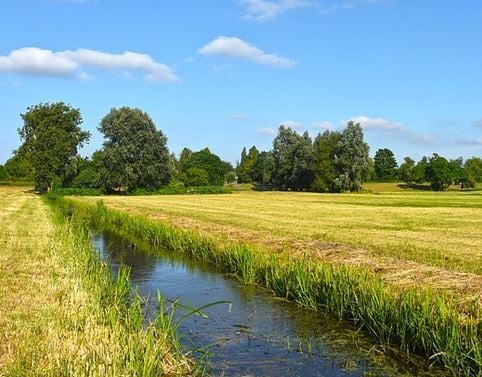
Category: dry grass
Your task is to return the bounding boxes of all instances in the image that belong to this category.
[76,190,482,304]
[0,186,190,376]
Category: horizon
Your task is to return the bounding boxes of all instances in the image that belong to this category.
[1,0,482,165]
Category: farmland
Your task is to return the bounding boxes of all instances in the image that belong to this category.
[70,187,481,375]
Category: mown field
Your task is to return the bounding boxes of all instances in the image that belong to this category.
[0,186,191,376]
[71,187,481,374]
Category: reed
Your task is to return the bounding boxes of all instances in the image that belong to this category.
[52,197,481,376]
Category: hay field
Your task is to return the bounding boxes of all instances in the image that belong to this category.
[77,190,482,298]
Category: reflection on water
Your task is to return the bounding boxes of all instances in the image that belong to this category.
[91,230,444,377]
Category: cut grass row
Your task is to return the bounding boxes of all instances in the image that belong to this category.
[0,187,192,376]
[56,196,482,376]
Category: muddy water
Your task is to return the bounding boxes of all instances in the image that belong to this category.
[91,230,441,377]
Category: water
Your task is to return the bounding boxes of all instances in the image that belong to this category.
[91,230,442,377]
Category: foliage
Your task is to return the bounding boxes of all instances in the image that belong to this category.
[99,107,172,192]
[236,146,260,183]
[184,167,209,187]
[4,152,34,180]
[178,148,228,186]
[271,126,315,190]
[398,157,415,184]
[225,171,237,184]
[333,121,371,192]
[412,156,429,184]
[312,130,341,192]
[464,157,482,182]
[129,184,231,196]
[373,148,398,181]
[426,154,454,191]
[0,165,9,180]
[17,102,90,192]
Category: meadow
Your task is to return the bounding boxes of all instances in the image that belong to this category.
[69,186,481,375]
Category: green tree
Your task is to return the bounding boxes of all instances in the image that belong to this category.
[464,157,482,182]
[99,107,172,192]
[334,121,371,192]
[179,148,227,186]
[426,154,453,191]
[18,102,89,192]
[184,167,209,186]
[398,157,415,184]
[252,151,274,184]
[0,165,9,180]
[71,150,104,189]
[236,146,260,183]
[271,127,315,190]
[312,130,341,192]
[225,171,237,184]
[412,156,429,184]
[373,148,398,181]
[4,153,34,180]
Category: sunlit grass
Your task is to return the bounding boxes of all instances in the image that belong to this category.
[0,187,192,376]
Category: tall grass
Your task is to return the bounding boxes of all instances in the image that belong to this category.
[52,197,481,376]
[21,197,194,376]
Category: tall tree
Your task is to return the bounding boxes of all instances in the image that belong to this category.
[426,154,453,191]
[412,156,429,183]
[398,156,415,184]
[312,130,341,192]
[464,157,482,182]
[99,107,172,192]
[334,121,371,192]
[373,148,398,181]
[236,146,260,183]
[0,165,9,180]
[271,126,315,190]
[18,102,89,192]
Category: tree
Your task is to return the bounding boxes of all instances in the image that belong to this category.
[312,130,341,192]
[334,121,371,192]
[412,156,429,184]
[464,157,482,182]
[99,107,172,192]
[18,102,89,192]
[0,165,9,180]
[373,148,398,181]
[71,150,104,189]
[184,167,209,186]
[4,153,34,180]
[236,146,259,183]
[398,157,415,184]
[179,148,227,186]
[252,151,274,184]
[426,154,453,191]
[271,126,315,190]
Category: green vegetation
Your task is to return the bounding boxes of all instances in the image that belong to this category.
[60,194,481,375]
[99,107,173,192]
[0,186,191,375]
[373,148,398,181]
[17,102,90,192]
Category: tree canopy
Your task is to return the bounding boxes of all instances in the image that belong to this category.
[99,107,172,192]
[17,102,89,192]
[373,148,398,181]
[179,148,228,186]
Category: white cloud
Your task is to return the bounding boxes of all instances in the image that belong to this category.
[280,120,303,129]
[456,138,482,146]
[312,121,334,130]
[239,0,310,21]
[228,113,250,120]
[472,118,482,128]
[258,127,276,136]
[0,47,180,82]
[199,37,296,68]
[346,115,439,144]
[347,115,407,132]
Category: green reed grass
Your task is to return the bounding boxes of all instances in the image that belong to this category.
[51,197,481,376]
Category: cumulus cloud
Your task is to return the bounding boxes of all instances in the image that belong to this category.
[258,127,276,136]
[239,0,310,21]
[0,47,180,82]
[199,37,296,68]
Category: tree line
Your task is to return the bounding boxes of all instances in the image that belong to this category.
[2,102,481,193]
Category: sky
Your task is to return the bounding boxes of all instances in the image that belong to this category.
[1,0,482,165]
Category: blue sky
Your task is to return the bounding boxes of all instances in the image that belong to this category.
[1,0,482,164]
